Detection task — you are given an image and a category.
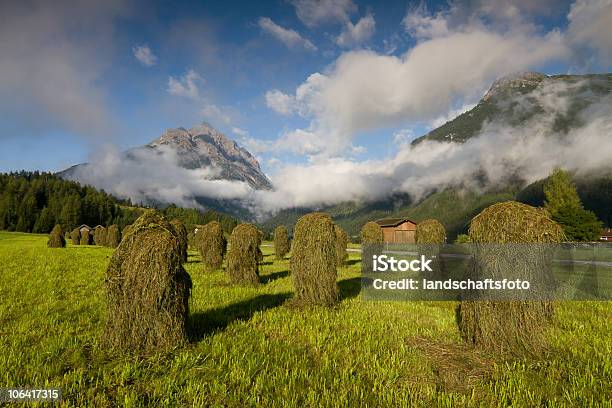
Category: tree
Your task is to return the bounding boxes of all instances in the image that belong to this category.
[554,205,602,242]
[544,168,582,216]
[544,168,603,241]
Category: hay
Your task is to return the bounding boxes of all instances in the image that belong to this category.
[334,224,349,266]
[106,224,121,248]
[273,225,290,260]
[196,221,227,272]
[361,221,384,273]
[290,212,338,307]
[170,219,188,263]
[458,201,564,355]
[70,228,80,245]
[94,226,107,246]
[360,221,384,244]
[416,219,446,279]
[104,209,192,353]
[80,229,92,245]
[226,223,261,285]
[47,224,66,248]
[415,219,446,244]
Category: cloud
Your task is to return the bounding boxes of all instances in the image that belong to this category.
[0,0,128,139]
[291,0,357,27]
[265,89,297,115]
[258,17,317,51]
[167,69,202,99]
[567,0,612,64]
[336,14,376,48]
[266,27,568,156]
[403,5,450,40]
[132,44,157,66]
[68,145,252,209]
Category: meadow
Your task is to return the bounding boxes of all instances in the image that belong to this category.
[0,231,610,407]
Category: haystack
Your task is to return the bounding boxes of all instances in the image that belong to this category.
[274,225,290,260]
[94,226,107,246]
[334,224,349,266]
[415,219,446,244]
[416,219,446,278]
[457,201,564,355]
[104,209,192,353]
[47,224,66,248]
[291,212,338,306]
[80,229,92,245]
[106,224,121,248]
[196,221,226,272]
[361,221,384,244]
[361,221,384,272]
[226,223,260,285]
[70,228,80,245]
[170,219,188,263]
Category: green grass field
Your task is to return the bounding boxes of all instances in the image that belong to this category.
[1,231,610,407]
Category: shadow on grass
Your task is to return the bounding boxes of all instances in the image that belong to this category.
[188,293,291,341]
[260,270,290,284]
[338,277,364,300]
[344,259,361,267]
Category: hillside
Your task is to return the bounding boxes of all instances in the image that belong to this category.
[413,72,612,145]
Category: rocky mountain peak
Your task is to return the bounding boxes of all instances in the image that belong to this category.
[148,123,271,190]
[483,71,547,101]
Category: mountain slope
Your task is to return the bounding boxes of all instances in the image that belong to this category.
[413,72,612,145]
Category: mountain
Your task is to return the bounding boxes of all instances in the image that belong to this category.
[262,72,612,238]
[60,123,272,192]
[413,72,612,145]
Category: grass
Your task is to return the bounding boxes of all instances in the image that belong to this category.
[0,231,611,407]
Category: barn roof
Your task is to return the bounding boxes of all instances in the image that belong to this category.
[375,218,416,227]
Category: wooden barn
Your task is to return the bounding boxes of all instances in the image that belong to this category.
[600,228,612,242]
[375,218,417,244]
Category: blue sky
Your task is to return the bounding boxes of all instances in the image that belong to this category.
[0,0,610,177]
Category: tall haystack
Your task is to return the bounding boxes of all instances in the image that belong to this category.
[226,223,261,285]
[416,219,446,279]
[94,226,107,246]
[104,209,192,353]
[361,221,384,272]
[334,224,349,266]
[457,201,564,355]
[170,219,189,263]
[47,224,66,248]
[80,229,92,245]
[196,221,227,272]
[70,228,80,245]
[106,224,121,248]
[274,225,290,260]
[291,212,338,307]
